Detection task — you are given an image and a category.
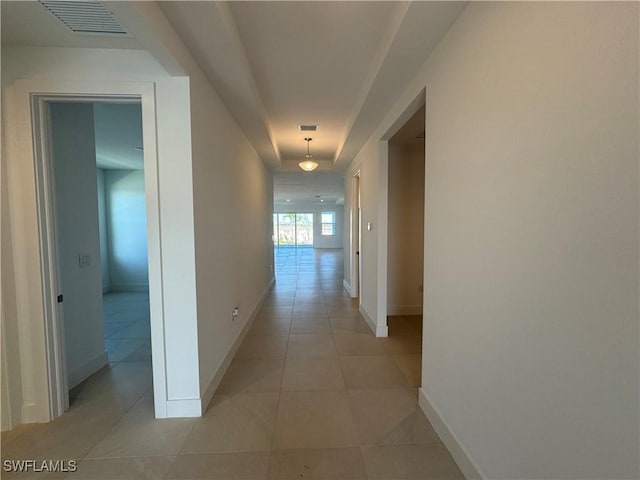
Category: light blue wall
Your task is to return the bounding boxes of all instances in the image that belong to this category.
[50,102,106,387]
[96,168,110,293]
[104,170,148,291]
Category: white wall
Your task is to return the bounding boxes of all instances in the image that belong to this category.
[345,2,639,478]
[387,142,424,316]
[104,169,148,292]
[50,102,107,388]
[274,204,344,249]
[96,169,110,293]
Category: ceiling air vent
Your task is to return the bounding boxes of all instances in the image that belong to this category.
[298,124,318,132]
[39,1,128,35]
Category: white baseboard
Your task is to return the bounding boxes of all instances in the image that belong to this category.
[68,351,109,389]
[342,279,352,297]
[165,398,202,417]
[200,277,276,413]
[359,304,388,337]
[418,388,484,480]
[20,402,49,424]
[387,305,423,316]
[109,283,149,293]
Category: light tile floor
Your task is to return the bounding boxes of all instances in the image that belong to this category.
[1,248,464,479]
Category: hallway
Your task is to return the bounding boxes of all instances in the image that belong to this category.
[1,248,462,479]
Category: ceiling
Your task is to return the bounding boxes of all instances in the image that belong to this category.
[1,1,139,49]
[155,1,465,171]
[273,172,344,206]
[1,1,465,178]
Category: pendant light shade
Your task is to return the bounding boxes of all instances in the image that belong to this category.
[299,138,318,171]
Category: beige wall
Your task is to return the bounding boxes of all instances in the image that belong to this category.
[387,142,425,315]
[345,2,639,478]
[188,66,274,400]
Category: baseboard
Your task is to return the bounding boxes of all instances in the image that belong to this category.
[200,277,276,413]
[359,304,388,337]
[68,351,109,389]
[20,402,48,424]
[418,388,484,480]
[165,398,202,417]
[342,279,352,297]
[109,283,149,292]
[387,305,423,316]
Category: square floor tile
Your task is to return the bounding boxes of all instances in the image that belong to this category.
[330,316,371,334]
[387,316,422,335]
[333,333,387,356]
[167,452,269,479]
[248,317,291,336]
[273,391,357,450]
[0,397,125,461]
[86,397,196,458]
[339,356,409,389]
[290,317,332,335]
[182,393,279,454]
[73,456,175,479]
[286,334,337,358]
[347,388,440,446]
[362,444,464,479]
[217,358,284,394]
[268,447,367,479]
[236,336,288,359]
[281,357,345,391]
[393,354,422,387]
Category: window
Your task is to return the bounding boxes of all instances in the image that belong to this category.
[273,213,314,246]
[321,212,336,236]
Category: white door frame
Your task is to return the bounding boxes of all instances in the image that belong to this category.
[350,171,361,299]
[12,79,166,421]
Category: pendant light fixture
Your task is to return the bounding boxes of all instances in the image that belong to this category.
[299,137,319,172]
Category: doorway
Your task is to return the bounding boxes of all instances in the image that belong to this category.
[28,86,166,421]
[48,100,152,408]
[386,105,426,336]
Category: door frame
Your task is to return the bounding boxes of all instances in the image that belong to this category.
[11,79,166,421]
[377,89,426,334]
[350,171,361,299]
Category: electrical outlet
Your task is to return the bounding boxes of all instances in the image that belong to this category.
[232,307,239,321]
[78,254,91,268]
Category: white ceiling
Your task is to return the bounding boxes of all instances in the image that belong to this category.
[226,1,398,165]
[156,1,465,171]
[273,172,344,206]
[1,1,139,49]
[2,1,465,176]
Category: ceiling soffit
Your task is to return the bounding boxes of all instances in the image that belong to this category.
[154,2,467,171]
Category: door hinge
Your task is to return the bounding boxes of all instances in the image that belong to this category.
[57,294,63,303]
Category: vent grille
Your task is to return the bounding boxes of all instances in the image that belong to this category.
[39,1,128,35]
[298,124,318,132]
